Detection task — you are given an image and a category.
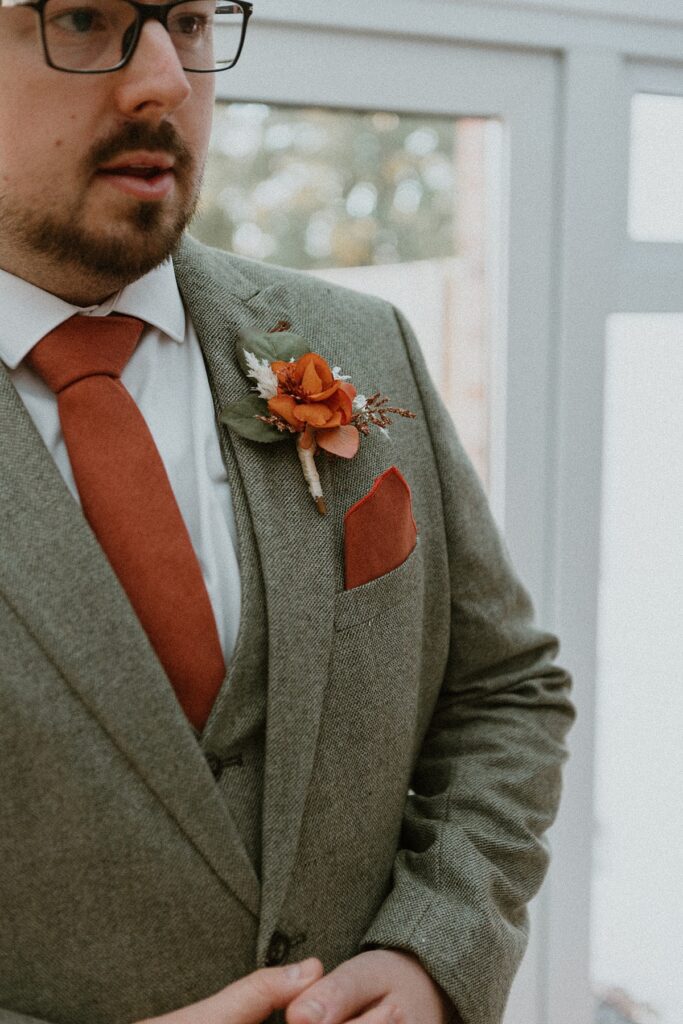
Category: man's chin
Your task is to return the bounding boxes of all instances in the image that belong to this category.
[27,207,191,284]
[62,228,182,282]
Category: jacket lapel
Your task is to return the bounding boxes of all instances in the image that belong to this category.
[175,237,339,946]
[0,351,260,918]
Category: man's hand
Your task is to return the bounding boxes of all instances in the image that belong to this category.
[284,950,451,1024]
[138,958,324,1024]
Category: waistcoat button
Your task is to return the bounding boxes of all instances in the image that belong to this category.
[205,751,224,780]
[265,930,291,966]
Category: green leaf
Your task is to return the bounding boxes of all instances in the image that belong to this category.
[237,329,310,376]
[219,393,290,444]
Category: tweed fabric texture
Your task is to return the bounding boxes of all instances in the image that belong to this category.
[0,235,574,1024]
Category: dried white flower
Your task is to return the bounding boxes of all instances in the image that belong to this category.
[244,350,278,400]
[352,394,367,413]
[332,366,352,381]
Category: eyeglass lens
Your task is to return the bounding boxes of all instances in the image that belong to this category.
[41,0,245,71]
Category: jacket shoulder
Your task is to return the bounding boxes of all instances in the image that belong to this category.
[178,233,398,326]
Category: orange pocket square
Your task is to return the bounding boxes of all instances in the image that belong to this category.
[343,466,417,590]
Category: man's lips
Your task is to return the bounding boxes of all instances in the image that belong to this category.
[96,167,176,201]
[94,151,178,200]
[98,151,176,174]
[102,166,168,179]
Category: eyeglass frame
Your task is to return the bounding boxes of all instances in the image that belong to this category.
[14,0,253,73]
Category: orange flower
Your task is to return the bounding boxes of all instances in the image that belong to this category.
[268,352,357,436]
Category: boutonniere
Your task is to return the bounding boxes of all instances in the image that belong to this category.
[220,321,416,515]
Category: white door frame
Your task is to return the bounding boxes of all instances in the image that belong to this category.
[547,50,683,1024]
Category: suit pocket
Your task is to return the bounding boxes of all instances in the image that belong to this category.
[324,537,426,803]
[334,536,423,632]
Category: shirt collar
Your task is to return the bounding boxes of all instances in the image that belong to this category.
[0,258,186,370]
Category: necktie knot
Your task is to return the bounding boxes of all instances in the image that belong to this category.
[26,314,144,394]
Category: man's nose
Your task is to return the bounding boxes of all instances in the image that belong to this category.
[113,20,191,117]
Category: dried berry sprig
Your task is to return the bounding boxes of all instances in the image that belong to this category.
[255,414,299,435]
[353,392,418,432]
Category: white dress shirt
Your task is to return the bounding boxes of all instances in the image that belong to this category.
[0,259,241,664]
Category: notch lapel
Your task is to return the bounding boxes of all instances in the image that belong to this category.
[175,237,338,947]
[0,362,260,918]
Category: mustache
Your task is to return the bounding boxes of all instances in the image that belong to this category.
[88,121,194,174]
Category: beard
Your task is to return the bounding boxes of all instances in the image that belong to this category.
[0,120,202,287]
[0,189,200,281]
[0,185,201,280]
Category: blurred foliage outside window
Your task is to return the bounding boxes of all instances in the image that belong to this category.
[192,103,457,269]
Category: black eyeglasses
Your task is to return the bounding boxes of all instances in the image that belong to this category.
[17,0,252,73]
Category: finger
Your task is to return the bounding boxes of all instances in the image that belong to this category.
[286,954,389,1024]
[204,959,324,1024]
[346,1002,405,1024]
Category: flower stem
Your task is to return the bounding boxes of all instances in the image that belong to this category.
[296,433,327,515]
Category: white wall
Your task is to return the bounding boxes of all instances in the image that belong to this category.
[447,0,683,26]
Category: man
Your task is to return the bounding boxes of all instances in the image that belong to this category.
[0,1,575,1023]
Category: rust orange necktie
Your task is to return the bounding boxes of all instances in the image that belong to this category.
[26,314,225,733]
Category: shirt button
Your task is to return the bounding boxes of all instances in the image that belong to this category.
[205,751,224,780]
[265,930,291,966]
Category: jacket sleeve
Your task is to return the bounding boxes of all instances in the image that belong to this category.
[359,307,576,1024]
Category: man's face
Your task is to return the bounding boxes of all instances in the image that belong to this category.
[0,1,216,300]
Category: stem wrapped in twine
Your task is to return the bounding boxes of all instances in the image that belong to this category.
[296,433,327,515]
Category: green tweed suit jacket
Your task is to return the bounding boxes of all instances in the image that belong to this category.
[0,234,574,1024]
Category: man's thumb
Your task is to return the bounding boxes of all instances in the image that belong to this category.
[214,958,324,1024]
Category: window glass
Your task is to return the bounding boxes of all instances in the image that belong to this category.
[194,103,503,489]
[592,313,683,1023]
[629,94,683,243]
